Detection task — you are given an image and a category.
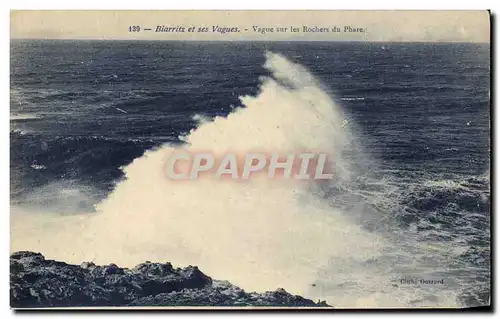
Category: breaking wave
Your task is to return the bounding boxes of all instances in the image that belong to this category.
[11,52,488,308]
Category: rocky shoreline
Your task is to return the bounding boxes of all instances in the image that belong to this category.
[10,251,330,308]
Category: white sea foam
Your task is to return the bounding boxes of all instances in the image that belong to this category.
[10,113,39,120]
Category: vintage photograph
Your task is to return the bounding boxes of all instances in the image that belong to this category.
[9,10,491,309]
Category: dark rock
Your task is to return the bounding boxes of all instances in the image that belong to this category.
[10,260,24,275]
[10,251,330,308]
[11,251,45,261]
[80,261,95,269]
[133,261,174,276]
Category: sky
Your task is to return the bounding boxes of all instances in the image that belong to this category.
[11,10,490,42]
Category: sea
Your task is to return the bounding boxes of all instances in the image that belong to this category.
[10,40,490,308]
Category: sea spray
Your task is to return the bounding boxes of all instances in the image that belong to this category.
[12,52,379,295]
[79,52,385,296]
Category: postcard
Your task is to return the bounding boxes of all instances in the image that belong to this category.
[10,10,491,309]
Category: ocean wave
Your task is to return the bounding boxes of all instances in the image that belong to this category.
[10,113,39,120]
[10,129,174,144]
[10,52,489,308]
[339,97,365,101]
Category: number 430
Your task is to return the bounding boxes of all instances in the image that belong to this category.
[129,26,141,32]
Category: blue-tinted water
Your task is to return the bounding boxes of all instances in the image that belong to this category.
[10,40,490,307]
